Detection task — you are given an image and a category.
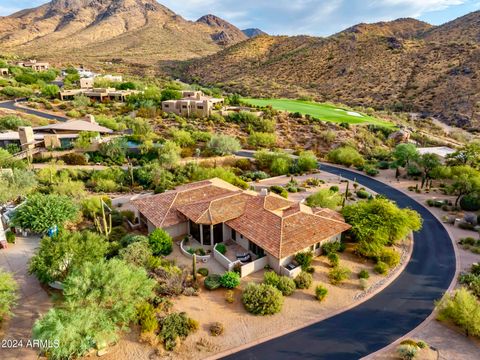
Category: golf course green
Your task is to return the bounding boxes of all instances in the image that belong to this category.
[242,98,393,127]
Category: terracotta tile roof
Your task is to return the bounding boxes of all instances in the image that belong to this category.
[313,208,346,222]
[264,195,293,211]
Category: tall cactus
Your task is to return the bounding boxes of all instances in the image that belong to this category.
[192,253,197,283]
[94,199,112,238]
[342,180,349,208]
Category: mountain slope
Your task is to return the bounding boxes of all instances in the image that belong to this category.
[180,16,480,127]
[242,28,267,38]
[196,14,247,45]
[0,0,246,64]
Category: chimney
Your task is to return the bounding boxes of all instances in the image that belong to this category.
[18,126,35,150]
[260,188,269,196]
[84,114,97,124]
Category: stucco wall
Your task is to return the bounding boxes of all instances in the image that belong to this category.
[164,222,188,238]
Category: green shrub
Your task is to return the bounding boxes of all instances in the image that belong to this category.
[61,153,88,165]
[364,166,379,177]
[416,340,428,349]
[358,270,370,279]
[374,261,389,275]
[321,241,345,255]
[204,274,222,290]
[215,243,227,255]
[356,189,370,199]
[159,312,197,351]
[460,194,480,211]
[225,290,235,303]
[327,252,339,267]
[294,271,313,289]
[315,285,328,301]
[148,228,173,256]
[329,185,339,192]
[242,283,283,315]
[397,344,418,360]
[0,270,18,322]
[294,251,313,270]
[327,146,364,167]
[136,302,158,333]
[328,266,351,285]
[120,234,148,248]
[5,230,15,244]
[276,276,296,296]
[378,247,400,268]
[269,185,288,198]
[220,271,240,289]
[263,271,280,287]
[197,268,209,277]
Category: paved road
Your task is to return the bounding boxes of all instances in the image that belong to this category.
[225,161,456,360]
[0,100,68,122]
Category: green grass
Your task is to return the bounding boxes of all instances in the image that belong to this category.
[242,98,393,127]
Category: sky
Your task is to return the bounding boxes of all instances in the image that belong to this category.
[0,0,479,36]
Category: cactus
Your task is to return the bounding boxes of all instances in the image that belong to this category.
[342,180,349,208]
[94,200,112,238]
[192,254,197,283]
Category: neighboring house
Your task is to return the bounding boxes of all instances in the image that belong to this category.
[16,60,50,71]
[59,87,138,102]
[131,178,350,277]
[162,91,224,117]
[417,146,456,160]
[0,68,8,76]
[0,116,113,152]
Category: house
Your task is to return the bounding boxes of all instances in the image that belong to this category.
[417,146,456,160]
[59,87,137,102]
[0,68,8,76]
[162,91,224,117]
[131,178,350,277]
[16,60,50,72]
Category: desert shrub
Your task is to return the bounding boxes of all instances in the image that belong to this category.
[197,268,209,277]
[152,263,187,296]
[242,283,283,315]
[460,194,480,211]
[5,230,15,243]
[121,210,135,223]
[0,270,18,323]
[329,185,339,192]
[406,165,422,177]
[137,302,158,334]
[263,271,280,287]
[364,166,379,177]
[225,290,235,303]
[215,243,227,255]
[328,266,351,285]
[148,228,173,256]
[269,185,288,198]
[397,344,418,360]
[204,274,222,290]
[209,322,224,336]
[459,222,475,231]
[294,271,313,289]
[327,252,339,267]
[248,132,276,148]
[315,284,328,301]
[61,153,88,165]
[120,234,148,248]
[220,271,240,289]
[276,276,296,296]
[306,189,342,209]
[416,340,428,349]
[356,189,370,199]
[378,247,400,268]
[358,270,370,279]
[159,312,198,351]
[458,273,480,298]
[294,251,313,270]
[119,240,152,268]
[374,261,389,275]
[327,146,364,167]
[359,278,369,290]
[322,241,346,255]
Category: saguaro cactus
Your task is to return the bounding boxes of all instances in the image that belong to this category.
[94,199,112,238]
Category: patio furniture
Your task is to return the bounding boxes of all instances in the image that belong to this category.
[236,253,252,263]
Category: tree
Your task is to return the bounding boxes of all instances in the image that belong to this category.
[41,84,60,99]
[306,189,342,209]
[297,151,318,172]
[29,230,108,284]
[11,194,79,233]
[161,89,182,101]
[392,143,419,169]
[157,140,181,168]
[270,157,290,175]
[448,166,480,206]
[447,142,480,169]
[74,131,99,150]
[99,138,128,164]
[342,198,422,257]
[418,153,441,182]
[207,134,241,155]
[170,129,194,147]
[149,228,173,255]
[0,270,18,324]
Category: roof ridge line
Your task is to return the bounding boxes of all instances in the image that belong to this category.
[159,192,180,228]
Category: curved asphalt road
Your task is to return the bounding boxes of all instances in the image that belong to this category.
[0,100,68,122]
[224,161,456,360]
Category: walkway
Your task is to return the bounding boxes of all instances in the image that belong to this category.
[225,160,457,360]
[0,236,51,360]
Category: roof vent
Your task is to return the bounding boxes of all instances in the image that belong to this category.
[260,188,269,196]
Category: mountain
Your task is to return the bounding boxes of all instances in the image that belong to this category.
[196,14,247,46]
[0,0,247,67]
[242,28,267,38]
[180,15,480,127]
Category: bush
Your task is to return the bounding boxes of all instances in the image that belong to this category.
[329,185,339,192]
[327,146,364,167]
[397,344,418,360]
[378,248,400,268]
[359,278,369,290]
[328,266,351,285]
[276,276,296,296]
[416,340,428,349]
[225,290,235,303]
[0,270,18,322]
[220,271,240,289]
[322,241,345,255]
[356,189,370,199]
[61,153,88,165]
[197,268,209,277]
[120,234,148,248]
[215,243,227,255]
[270,185,288,198]
[263,271,280,287]
[294,251,313,270]
[358,270,370,279]
[294,271,313,289]
[242,283,284,315]
[209,321,224,336]
[204,274,222,290]
[460,194,480,211]
[374,261,389,275]
[5,230,15,244]
[327,252,339,267]
[148,228,173,256]
[315,285,328,301]
[364,166,379,177]
[159,312,198,351]
[137,302,158,333]
[248,132,276,148]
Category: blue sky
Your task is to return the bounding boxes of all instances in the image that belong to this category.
[1,0,479,35]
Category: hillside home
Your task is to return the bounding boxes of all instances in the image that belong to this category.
[59,87,137,102]
[16,60,50,72]
[131,178,350,277]
[162,91,224,117]
[0,68,8,76]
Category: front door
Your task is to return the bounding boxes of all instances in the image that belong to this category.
[213,223,223,244]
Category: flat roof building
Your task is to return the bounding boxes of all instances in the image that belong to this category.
[162,90,223,118]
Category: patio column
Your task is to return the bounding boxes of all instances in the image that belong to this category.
[199,224,204,245]
[210,225,214,245]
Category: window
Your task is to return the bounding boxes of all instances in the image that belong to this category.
[190,220,200,241]
[202,224,211,246]
[249,241,265,257]
[232,229,236,241]
[197,105,204,109]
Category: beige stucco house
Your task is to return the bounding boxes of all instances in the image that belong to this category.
[16,60,50,72]
[162,91,224,117]
[131,178,350,277]
[59,87,137,102]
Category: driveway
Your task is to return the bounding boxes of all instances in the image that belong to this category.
[0,236,51,360]
[224,162,456,360]
[0,100,68,122]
